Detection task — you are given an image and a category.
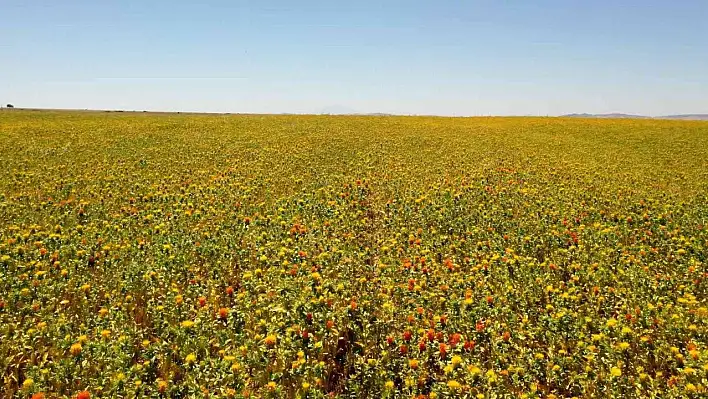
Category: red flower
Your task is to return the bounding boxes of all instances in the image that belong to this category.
[403,330,412,342]
[225,286,234,296]
[77,391,90,399]
[326,320,334,329]
[439,343,447,358]
[436,331,444,342]
[400,344,408,355]
[198,296,207,307]
[418,340,427,351]
[464,340,476,351]
[502,331,511,342]
[449,333,462,347]
[427,329,435,342]
[476,320,485,332]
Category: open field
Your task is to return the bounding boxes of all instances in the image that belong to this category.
[1,110,707,398]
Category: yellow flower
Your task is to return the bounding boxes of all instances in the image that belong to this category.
[302,382,310,390]
[157,379,168,393]
[267,381,277,390]
[22,378,34,390]
[617,342,630,351]
[101,330,111,339]
[409,359,419,369]
[451,355,462,367]
[384,380,394,390]
[181,320,194,329]
[185,353,197,364]
[264,334,277,347]
[70,343,82,356]
[606,318,618,328]
[447,380,461,390]
[486,369,498,383]
[685,383,697,393]
[610,367,622,377]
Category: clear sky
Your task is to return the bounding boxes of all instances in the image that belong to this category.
[2,0,707,116]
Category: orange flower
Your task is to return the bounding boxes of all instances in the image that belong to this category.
[218,307,228,320]
[225,286,234,296]
[32,394,46,399]
[77,391,90,399]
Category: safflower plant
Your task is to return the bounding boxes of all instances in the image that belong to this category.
[0,111,707,398]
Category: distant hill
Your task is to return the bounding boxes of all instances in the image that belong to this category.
[563,113,650,119]
[319,105,359,115]
[660,114,708,120]
[563,113,708,120]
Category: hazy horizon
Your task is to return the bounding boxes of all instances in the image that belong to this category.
[2,1,707,116]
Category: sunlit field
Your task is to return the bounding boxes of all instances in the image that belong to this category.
[1,110,707,398]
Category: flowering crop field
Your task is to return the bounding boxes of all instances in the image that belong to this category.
[1,111,708,399]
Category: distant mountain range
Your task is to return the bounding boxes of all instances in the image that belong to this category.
[563,113,708,120]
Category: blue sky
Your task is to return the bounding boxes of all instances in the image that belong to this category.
[2,0,707,116]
